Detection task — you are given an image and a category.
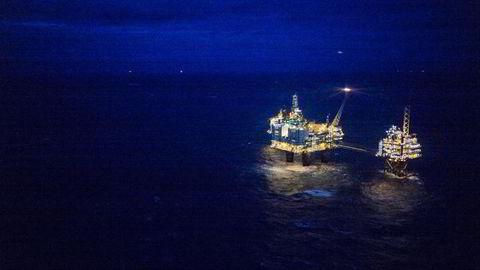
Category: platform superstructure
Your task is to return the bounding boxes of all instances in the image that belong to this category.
[376,106,422,176]
[267,91,349,165]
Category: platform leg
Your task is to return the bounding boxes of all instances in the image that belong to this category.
[384,160,408,177]
[320,152,329,163]
[286,152,294,162]
[302,152,312,166]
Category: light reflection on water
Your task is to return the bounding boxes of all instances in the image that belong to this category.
[361,173,425,218]
[257,146,425,215]
[254,146,428,269]
[257,146,352,197]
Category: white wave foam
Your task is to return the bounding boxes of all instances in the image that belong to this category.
[303,189,333,197]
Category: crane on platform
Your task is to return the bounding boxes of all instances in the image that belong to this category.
[329,87,350,128]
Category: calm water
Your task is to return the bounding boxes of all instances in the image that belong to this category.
[1,73,478,269]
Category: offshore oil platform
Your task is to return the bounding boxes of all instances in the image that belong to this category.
[266,90,422,177]
[267,89,350,166]
[376,106,422,177]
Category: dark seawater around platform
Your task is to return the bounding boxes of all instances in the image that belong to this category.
[1,72,478,269]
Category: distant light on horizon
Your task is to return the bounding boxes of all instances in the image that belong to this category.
[343,87,352,92]
[337,50,344,54]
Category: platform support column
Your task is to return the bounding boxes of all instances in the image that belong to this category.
[320,152,329,163]
[302,152,312,166]
[385,159,408,177]
[285,152,294,162]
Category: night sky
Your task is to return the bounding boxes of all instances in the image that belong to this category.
[1,1,478,74]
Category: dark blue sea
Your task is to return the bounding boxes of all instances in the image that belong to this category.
[1,72,478,269]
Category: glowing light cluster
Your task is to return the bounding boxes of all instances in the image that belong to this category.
[376,125,422,161]
[268,94,346,154]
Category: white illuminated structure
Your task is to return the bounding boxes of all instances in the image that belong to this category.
[376,106,422,176]
[267,93,348,165]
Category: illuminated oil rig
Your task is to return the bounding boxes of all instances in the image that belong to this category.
[376,106,422,177]
[267,89,350,166]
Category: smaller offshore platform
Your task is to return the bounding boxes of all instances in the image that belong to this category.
[376,106,422,177]
[267,90,349,166]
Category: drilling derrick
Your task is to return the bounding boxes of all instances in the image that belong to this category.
[376,106,422,177]
[292,94,299,110]
[403,106,410,137]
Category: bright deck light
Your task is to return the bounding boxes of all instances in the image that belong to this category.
[343,87,352,92]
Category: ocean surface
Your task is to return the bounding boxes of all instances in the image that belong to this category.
[1,72,478,269]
